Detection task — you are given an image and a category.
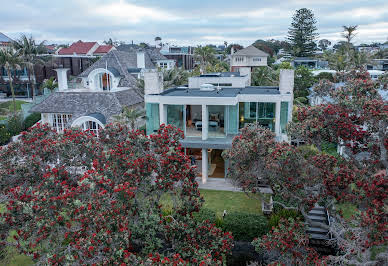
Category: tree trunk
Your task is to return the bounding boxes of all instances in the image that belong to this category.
[7,68,17,115]
[27,66,33,100]
[31,65,37,100]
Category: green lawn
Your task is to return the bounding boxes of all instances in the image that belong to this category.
[0,100,27,120]
[337,203,358,220]
[200,189,262,216]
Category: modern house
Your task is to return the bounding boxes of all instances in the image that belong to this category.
[144,69,294,183]
[160,45,195,70]
[291,57,329,69]
[31,50,143,134]
[188,72,250,88]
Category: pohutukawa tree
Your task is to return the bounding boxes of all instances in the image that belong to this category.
[224,69,387,265]
[0,124,233,265]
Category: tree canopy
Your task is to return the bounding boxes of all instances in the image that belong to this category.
[287,8,319,57]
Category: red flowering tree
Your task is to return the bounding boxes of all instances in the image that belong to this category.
[224,69,388,264]
[0,123,233,265]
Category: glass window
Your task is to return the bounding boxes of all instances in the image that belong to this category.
[226,104,238,135]
[167,105,184,130]
[146,103,160,135]
[52,114,72,133]
[82,121,102,136]
[280,102,289,133]
[239,102,275,132]
[208,105,225,138]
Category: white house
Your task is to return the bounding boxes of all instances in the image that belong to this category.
[144,69,294,184]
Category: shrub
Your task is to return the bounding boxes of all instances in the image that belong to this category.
[0,124,11,145]
[193,208,216,224]
[315,72,334,82]
[268,208,302,229]
[24,112,41,129]
[222,212,268,241]
[6,114,23,137]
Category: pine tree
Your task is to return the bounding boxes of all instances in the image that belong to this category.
[287,8,319,57]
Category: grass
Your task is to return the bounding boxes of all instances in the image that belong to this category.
[199,189,262,216]
[0,100,27,120]
[337,203,358,220]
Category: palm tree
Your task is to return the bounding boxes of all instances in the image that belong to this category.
[113,106,145,130]
[0,48,22,114]
[194,46,216,74]
[162,67,189,89]
[41,76,58,92]
[13,34,47,99]
[341,25,358,44]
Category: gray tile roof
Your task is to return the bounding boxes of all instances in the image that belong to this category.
[117,44,168,61]
[78,50,154,87]
[233,45,269,57]
[31,89,143,122]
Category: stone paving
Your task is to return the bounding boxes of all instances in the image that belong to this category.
[196,177,241,192]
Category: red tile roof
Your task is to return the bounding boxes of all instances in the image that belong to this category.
[94,45,113,54]
[58,40,97,55]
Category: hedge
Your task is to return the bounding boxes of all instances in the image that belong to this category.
[24,112,41,130]
[222,212,268,241]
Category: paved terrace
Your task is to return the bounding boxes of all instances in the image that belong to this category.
[195,177,241,192]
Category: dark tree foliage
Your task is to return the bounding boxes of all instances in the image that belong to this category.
[287,8,319,57]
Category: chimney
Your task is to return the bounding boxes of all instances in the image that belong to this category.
[238,67,252,86]
[144,70,163,95]
[137,52,145,69]
[279,69,294,94]
[55,68,69,91]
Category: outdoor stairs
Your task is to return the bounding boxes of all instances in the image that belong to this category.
[306,205,336,255]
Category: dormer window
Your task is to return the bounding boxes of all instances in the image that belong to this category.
[253,57,262,62]
[96,72,112,91]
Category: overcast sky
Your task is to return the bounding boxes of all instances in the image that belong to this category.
[1,0,388,46]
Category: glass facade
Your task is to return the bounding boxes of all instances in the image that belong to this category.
[146,103,160,135]
[208,105,225,138]
[167,105,184,130]
[226,104,238,135]
[239,102,276,131]
[280,102,289,133]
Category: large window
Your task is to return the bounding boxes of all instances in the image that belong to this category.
[239,102,275,131]
[208,105,225,138]
[146,103,160,135]
[185,105,202,137]
[280,102,289,133]
[167,105,184,130]
[52,114,72,133]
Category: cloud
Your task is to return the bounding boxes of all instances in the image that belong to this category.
[0,0,387,46]
[91,0,181,23]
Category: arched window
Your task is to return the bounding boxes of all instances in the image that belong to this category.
[96,72,112,91]
[82,120,102,136]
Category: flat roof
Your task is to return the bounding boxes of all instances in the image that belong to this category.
[196,72,243,78]
[158,86,280,97]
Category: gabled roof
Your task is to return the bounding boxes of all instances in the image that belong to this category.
[31,89,143,118]
[233,45,269,57]
[0,32,13,43]
[58,41,97,55]
[94,45,114,54]
[78,50,154,87]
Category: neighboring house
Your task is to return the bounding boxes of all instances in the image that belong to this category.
[367,59,388,71]
[292,57,328,69]
[230,45,269,84]
[117,45,175,71]
[31,50,143,134]
[144,69,294,183]
[0,32,13,51]
[159,45,195,70]
[53,41,116,76]
[188,72,250,88]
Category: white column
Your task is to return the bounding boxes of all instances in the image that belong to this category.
[159,104,167,125]
[202,104,208,140]
[202,148,208,184]
[275,101,281,136]
[55,68,69,91]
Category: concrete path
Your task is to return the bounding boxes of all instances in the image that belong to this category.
[196,177,241,192]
